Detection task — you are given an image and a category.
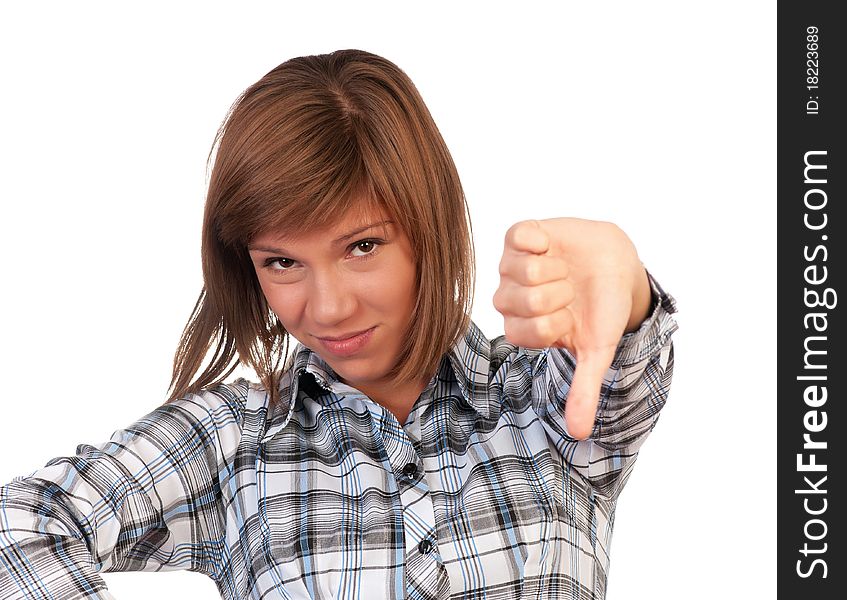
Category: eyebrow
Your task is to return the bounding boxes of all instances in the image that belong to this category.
[248,220,394,254]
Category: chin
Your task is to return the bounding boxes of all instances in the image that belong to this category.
[332,361,388,386]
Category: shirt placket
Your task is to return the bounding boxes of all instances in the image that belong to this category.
[368,402,446,599]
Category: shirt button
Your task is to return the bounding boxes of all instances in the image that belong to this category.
[418,539,434,555]
[402,463,418,479]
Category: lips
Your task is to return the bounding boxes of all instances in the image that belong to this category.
[315,327,376,358]
[316,329,368,342]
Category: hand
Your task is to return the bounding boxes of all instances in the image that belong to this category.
[493,218,652,440]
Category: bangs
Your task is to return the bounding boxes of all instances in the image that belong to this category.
[247,170,387,245]
[210,90,396,249]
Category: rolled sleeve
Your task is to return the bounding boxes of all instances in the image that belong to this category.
[0,381,247,599]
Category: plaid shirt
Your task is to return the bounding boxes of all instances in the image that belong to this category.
[0,272,677,600]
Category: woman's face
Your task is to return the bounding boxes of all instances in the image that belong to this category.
[248,204,417,393]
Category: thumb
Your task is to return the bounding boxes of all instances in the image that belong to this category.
[564,347,616,440]
[507,219,551,255]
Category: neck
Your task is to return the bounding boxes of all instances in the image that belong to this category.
[353,376,429,425]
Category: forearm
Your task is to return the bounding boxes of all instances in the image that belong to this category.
[0,478,117,599]
[0,383,245,596]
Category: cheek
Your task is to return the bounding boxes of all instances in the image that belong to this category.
[373,262,417,315]
[260,282,304,328]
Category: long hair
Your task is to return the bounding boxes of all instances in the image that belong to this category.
[168,49,475,409]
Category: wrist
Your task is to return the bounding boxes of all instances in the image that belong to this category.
[624,265,652,333]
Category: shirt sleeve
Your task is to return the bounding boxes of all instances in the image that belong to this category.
[0,380,247,599]
[530,269,678,502]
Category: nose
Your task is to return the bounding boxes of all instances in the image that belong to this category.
[306,268,357,327]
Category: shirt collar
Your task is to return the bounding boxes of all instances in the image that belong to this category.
[260,320,494,443]
[443,320,494,419]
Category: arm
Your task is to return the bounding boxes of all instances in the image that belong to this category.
[533,270,677,498]
[493,217,667,439]
[0,381,246,599]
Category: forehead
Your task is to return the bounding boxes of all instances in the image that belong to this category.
[250,202,393,247]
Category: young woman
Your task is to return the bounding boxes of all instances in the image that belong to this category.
[0,49,678,600]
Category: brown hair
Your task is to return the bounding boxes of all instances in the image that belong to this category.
[168,49,475,409]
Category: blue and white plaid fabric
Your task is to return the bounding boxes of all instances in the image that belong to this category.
[0,273,677,599]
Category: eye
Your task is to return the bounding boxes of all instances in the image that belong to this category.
[264,257,297,270]
[349,239,380,257]
[256,239,382,274]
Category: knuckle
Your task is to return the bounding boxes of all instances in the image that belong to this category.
[498,260,508,276]
[523,259,541,284]
[504,222,522,245]
[492,288,507,312]
[505,220,533,248]
[525,288,546,314]
[531,316,555,345]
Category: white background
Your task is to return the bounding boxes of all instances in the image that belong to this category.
[0,2,775,598]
